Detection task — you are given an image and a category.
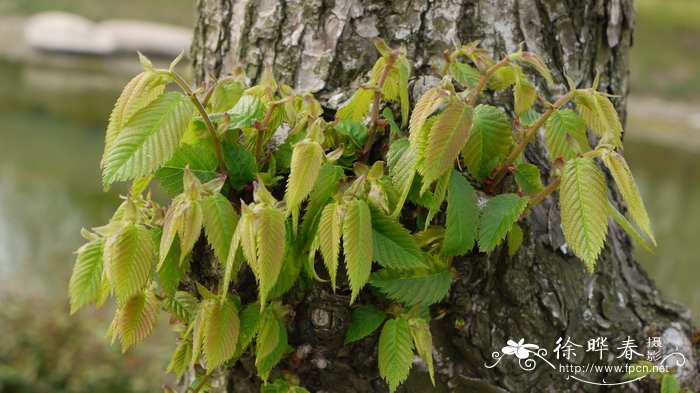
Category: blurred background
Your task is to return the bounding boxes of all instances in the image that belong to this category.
[0,0,697,391]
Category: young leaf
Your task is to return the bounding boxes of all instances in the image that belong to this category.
[256,308,281,361]
[319,202,343,290]
[336,88,374,121]
[209,80,244,113]
[462,104,512,180]
[442,171,480,256]
[370,206,425,270]
[69,238,106,314]
[224,143,258,190]
[343,199,373,303]
[545,109,590,161]
[228,95,264,129]
[190,300,212,365]
[514,163,544,196]
[236,303,262,356]
[118,288,160,352]
[389,142,417,219]
[166,338,192,378]
[513,77,536,115]
[409,88,447,146]
[203,298,240,371]
[560,157,609,271]
[408,317,435,385]
[344,305,386,344]
[156,144,218,195]
[102,71,166,169]
[156,231,186,296]
[202,193,239,262]
[574,92,622,146]
[601,152,655,245]
[102,92,193,187]
[449,62,481,88]
[661,374,681,393]
[507,224,524,257]
[607,201,655,254]
[369,268,452,307]
[285,140,324,215]
[419,99,473,190]
[378,318,414,393]
[256,320,289,381]
[178,200,203,263]
[163,290,198,323]
[255,207,287,306]
[105,224,154,303]
[478,194,528,252]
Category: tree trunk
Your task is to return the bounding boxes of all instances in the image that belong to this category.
[189,0,699,391]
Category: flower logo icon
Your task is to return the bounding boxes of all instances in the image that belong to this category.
[502,339,539,359]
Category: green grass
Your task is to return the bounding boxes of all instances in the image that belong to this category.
[0,0,195,27]
[632,0,700,100]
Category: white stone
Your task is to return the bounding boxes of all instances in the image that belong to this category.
[99,19,191,56]
[24,12,117,55]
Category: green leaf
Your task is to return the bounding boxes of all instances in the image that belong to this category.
[102,71,166,170]
[261,379,310,393]
[343,199,373,303]
[388,140,417,218]
[163,291,198,323]
[155,144,218,195]
[478,194,528,252]
[102,92,193,187]
[69,238,106,314]
[203,298,240,371]
[319,202,343,290]
[408,317,435,385]
[256,308,281,361]
[395,55,412,127]
[228,95,264,129]
[224,143,258,190]
[606,201,655,254]
[514,52,554,84]
[507,224,524,257]
[335,119,368,148]
[514,163,544,196]
[256,319,289,381]
[560,157,609,271]
[545,109,590,161]
[602,152,655,245]
[409,88,447,146]
[166,338,192,378]
[344,305,385,344]
[378,318,414,393]
[449,62,481,88]
[622,361,654,380]
[574,92,622,146]
[202,193,239,262]
[370,268,452,307]
[105,224,154,303]
[419,98,473,189]
[336,88,374,121]
[155,230,186,296]
[236,303,261,356]
[254,207,286,306]
[661,374,681,393]
[190,300,211,365]
[462,104,512,180]
[118,288,159,352]
[209,80,244,113]
[425,170,450,227]
[336,88,374,122]
[442,171,479,256]
[513,77,536,115]
[299,163,344,249]
[285,140,324,214]
[178,199,203,263]
[370,206,425,270]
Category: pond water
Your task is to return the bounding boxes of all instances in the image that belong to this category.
[0,59,697,317]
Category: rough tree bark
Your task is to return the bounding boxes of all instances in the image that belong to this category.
[188,0,699,391]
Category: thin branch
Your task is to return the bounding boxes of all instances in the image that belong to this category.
[491,91,575,184]
[468,57,511,106]
[254,102,280,161]
[171,72,229,177]
[527,176,561,208]
[360,51,399,158]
